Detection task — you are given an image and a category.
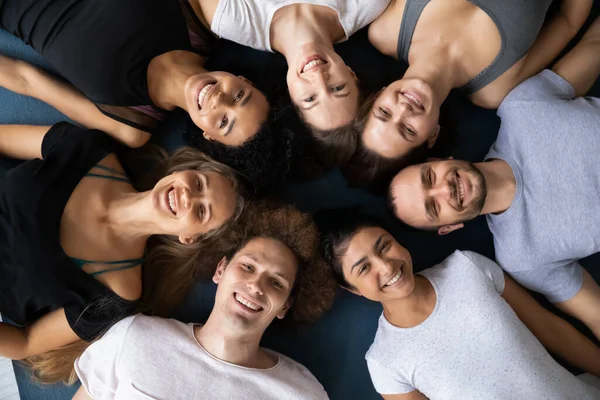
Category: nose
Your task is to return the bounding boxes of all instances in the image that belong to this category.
[246,275,264,296]
[374,257,394,275]
[392,102,413,124]
[210,91,225,110]
[181,187,204,212]
[428,182,452,201]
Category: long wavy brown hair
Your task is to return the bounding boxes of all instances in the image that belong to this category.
[21,147,245,384]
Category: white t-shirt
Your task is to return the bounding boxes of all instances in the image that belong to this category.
[366,251,600,400]
[74,315,329,400]
[211,0,391,52]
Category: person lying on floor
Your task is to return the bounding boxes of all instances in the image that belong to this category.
[387,17,600,341]
[0,121,244,383]
[318,209,600,400]
[346,0,592,189]
[72,204,335,400]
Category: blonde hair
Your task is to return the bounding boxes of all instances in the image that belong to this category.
[22,147,245,384]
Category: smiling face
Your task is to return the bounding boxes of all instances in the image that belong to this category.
[362,78,441,159]
[212,237,298,334]
[340,227,415,303]
[150,170,237,243]
[389,160,487,231]
[184,71,270,147]
[287,43,359,131]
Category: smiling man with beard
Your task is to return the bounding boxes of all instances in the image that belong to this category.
[71,205,334,400]
[387,18,600,342]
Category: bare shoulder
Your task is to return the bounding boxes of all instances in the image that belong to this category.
[368,0,404,59]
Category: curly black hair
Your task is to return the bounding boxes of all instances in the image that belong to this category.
[184,98,322,192]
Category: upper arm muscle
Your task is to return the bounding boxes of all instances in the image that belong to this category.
[72,385,93,400]
[24,308,80,357]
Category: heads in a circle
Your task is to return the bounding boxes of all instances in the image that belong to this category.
[317,209,416,303]
[387,159,488,235]
[211,204,336,334]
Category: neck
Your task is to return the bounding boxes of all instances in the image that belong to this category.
[477,159,517,215]
[104,191,161,243]
[195,313,265,368]
[270,4,343,59]
[382,275,436,328]
[147,51,207,110]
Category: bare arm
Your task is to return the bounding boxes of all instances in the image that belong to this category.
[0,55,151,148]
[72,386,93,400]
[518,0,593,82]
[382,391,428,400]
[0,308,80,359]
[0,124,50,159]
[552,16,600,96]
[502,272,600,377]
[555,269,600,342]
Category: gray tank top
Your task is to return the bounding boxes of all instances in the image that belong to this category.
[397,0,553,94]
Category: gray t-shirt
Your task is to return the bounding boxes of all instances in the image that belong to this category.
[366,250,600,400]
[485,70,600,302]
[74,315,329,400]
[211,0,390,52]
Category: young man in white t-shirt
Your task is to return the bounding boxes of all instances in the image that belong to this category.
[318,209,600,400]
[73,205,334,400]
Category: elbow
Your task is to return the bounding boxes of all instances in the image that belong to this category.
[118,128,151,148]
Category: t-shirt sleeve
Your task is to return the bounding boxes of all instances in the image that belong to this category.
[501,70,576,105]
[64,296,136,342]
[74,316,136,400]
[41,121,120,160]
[366,358,414,395]
[509,261,584,303]
[462,251,505,294]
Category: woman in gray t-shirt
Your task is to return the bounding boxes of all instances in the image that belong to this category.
[317,210,600,400]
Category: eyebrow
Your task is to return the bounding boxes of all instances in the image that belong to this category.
[374,235,385,251]
[241,89,253,107]
[225,118,236,136]
[351,256,368,274]
[420,166,437,221]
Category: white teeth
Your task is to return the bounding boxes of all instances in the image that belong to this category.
[168,190,176,214]
[302,59,325,73]
[404,92,423,109]
[197,83,214,109]
[235,293,261,311]
[458,176,465,204]
[384,270,402,287]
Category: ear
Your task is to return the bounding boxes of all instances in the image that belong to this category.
[276,299,293,320]
[178,235,199,244]
[202,131,214,141]
[342,285,361,297]
[212,257,228,284]
[427,125,441,148]
[437,223,464,235]
[238,75,252,85]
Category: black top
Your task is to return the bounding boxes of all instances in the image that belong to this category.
[0,122,137,341]
[0,0,215,131]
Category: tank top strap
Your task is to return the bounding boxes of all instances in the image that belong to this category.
[85,164,132,184]
[70,257,145,277]
[397,0,431,62]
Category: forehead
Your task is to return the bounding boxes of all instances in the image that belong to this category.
[390,166,429,225]
[233,237,298,277]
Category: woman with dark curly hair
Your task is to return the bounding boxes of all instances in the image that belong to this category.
[317,209,600,400]
[0,0,270,148]
[0,122,244,382]
[72,203,335,399]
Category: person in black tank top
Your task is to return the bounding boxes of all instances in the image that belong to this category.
[0,122,244,382]
[0,0,269,149]
[344,0,592,191]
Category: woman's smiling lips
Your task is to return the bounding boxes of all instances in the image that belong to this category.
[381,263,406,290]
[299,55,327,74]
[194,80,217,111]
